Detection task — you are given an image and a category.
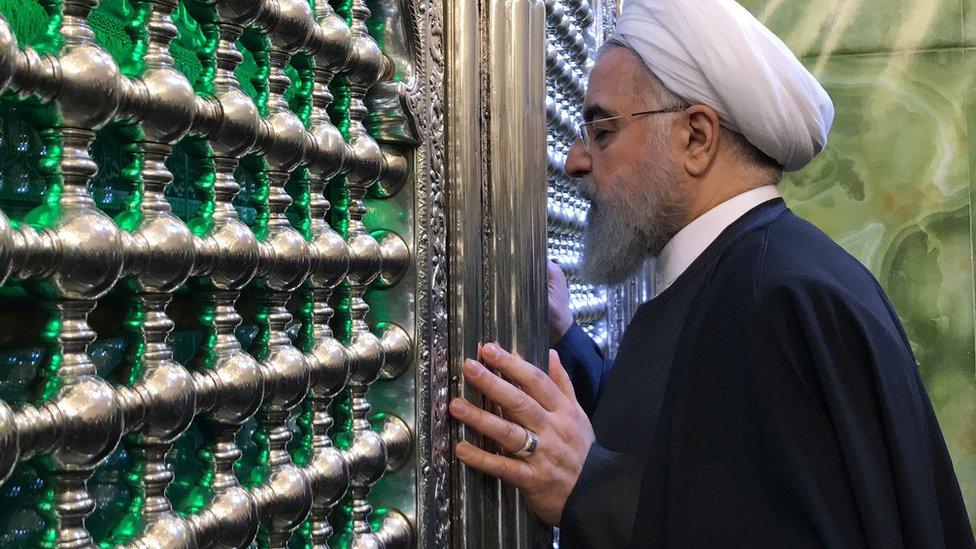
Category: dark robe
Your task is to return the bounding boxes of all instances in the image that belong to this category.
[556,199,974,548]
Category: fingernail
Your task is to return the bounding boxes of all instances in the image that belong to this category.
[462,359,481,377]
[483,343,499,359]
[449,399,465,417]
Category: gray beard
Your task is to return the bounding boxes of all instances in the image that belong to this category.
[579,174,685,286]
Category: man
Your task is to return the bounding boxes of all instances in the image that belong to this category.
[449,0,975,546]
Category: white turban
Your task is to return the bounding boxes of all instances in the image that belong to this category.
[612,0,834,172]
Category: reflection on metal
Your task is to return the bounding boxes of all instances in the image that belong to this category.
[376,508,415,549]
[444,0,490,544]
[372,229,412,289]
[365,0,420,146]
[446,0,554,545]
[375,413,414,471]
[377,322,414,380]
[373,145,413,198]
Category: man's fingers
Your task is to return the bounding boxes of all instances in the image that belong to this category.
[455,441,534,487]
[548,349,578,403]
[462,359,548,429]
[450,397,532,454]
[547,259,566,286]
[479,343,565,411]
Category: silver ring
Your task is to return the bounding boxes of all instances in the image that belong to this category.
[514,427,538,458]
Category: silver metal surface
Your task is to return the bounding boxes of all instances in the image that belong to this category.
[488,1,551,544]
[445,0,552,546]
[444,0,487,543]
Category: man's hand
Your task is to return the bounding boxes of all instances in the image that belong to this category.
[450,343,595,525]
[548,260,573,345]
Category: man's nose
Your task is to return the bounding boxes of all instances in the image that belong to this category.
[563,139,591,179]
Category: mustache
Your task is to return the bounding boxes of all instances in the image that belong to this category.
[577,178,597,202]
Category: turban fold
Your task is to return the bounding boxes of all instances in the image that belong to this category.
[612,0,834,171]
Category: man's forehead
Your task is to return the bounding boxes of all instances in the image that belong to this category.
[583,48,646,119]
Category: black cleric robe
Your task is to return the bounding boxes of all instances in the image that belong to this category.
[555,199,974,548]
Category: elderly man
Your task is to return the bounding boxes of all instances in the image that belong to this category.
[449,0,975,546]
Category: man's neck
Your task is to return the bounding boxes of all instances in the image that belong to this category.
[682,174,775,227]
[653,184,782,297]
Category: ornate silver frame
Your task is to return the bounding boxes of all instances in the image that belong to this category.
[405,0,452,545]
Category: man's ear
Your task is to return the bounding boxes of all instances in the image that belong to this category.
[682,105,721,177]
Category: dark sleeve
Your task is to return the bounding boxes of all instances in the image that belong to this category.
[558,443,643,549]
[553,322,607,416]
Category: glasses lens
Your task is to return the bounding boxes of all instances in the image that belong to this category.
[578,124,588,149]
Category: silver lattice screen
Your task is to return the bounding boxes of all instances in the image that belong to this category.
[0,0,448,545]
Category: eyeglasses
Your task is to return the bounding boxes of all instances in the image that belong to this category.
[577,107,686,150]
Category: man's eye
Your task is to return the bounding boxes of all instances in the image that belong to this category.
[594,129,613,141]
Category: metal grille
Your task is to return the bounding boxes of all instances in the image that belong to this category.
[0,0,418,546]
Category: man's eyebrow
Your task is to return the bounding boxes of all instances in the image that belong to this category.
[582,104,613,123]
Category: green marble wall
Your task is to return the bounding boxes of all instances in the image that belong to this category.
[738,0,976,529]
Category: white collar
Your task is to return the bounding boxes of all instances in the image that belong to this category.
[653,185,782,297]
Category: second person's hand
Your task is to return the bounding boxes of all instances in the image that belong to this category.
[548,260,573,345]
